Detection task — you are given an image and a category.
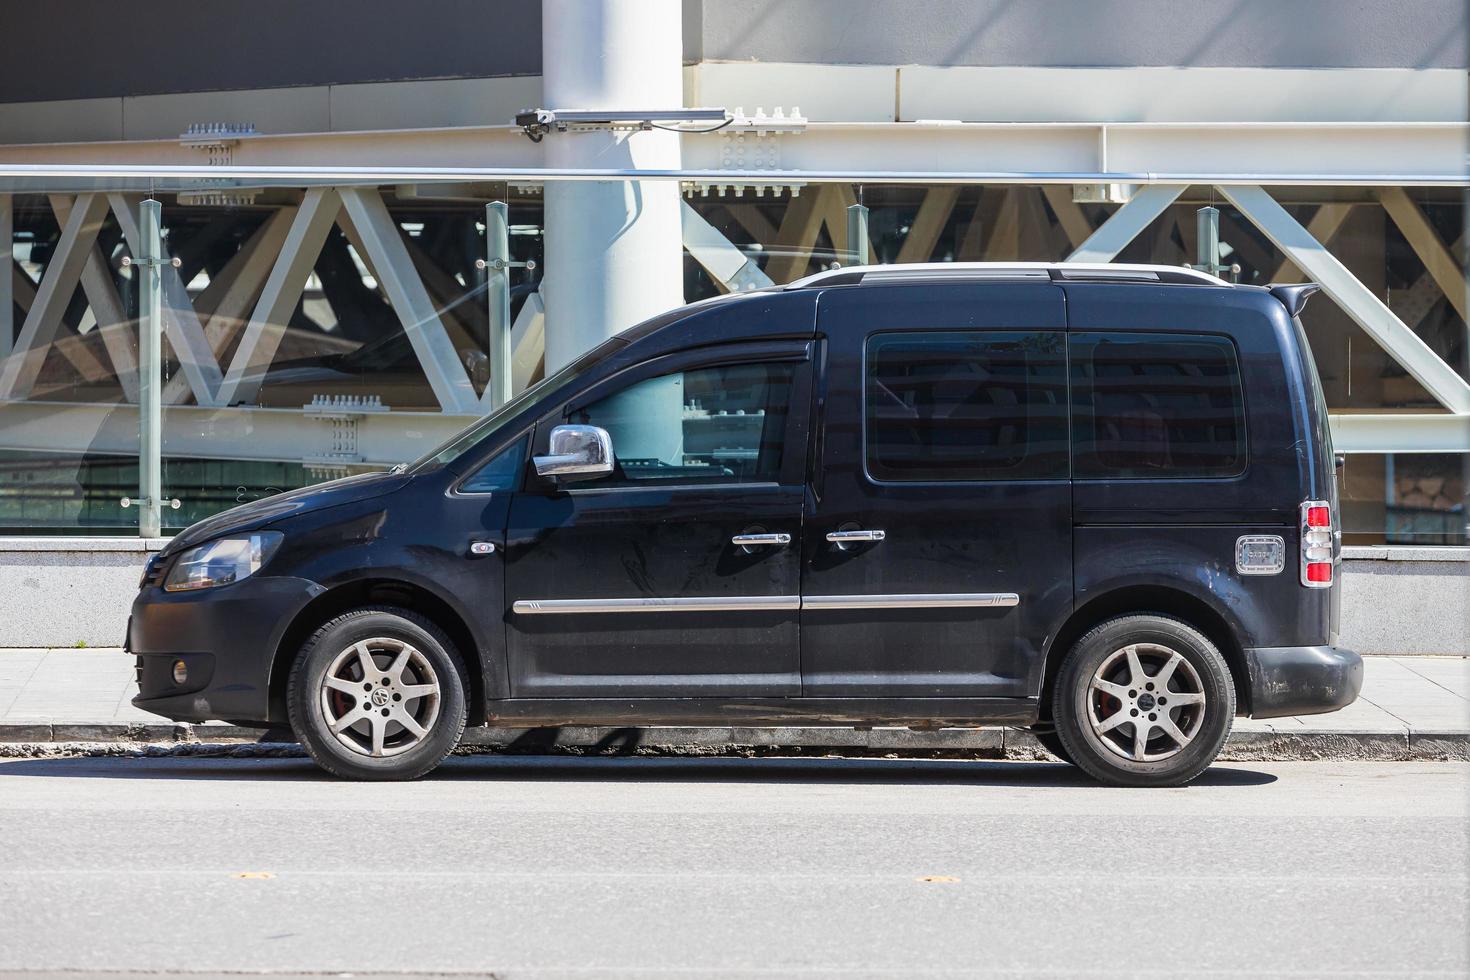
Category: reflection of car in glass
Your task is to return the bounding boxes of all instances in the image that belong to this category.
[128,263,1360,786]
[253,281,543,409]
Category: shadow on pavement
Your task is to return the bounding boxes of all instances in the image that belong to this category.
[0,753,1279,787]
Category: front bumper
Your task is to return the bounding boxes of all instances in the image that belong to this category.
[1245,645,1363,719]
[128,573,322,724]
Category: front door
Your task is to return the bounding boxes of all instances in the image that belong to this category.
[801,282,1073,698]
[504,341,812,698]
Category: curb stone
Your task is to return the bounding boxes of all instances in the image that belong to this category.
[0,722,1465,762]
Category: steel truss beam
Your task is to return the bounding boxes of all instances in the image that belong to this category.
[0,193,110,400]
[338,187,479,413]
[681,202,773,293]
[1220,184,1470,416]
[108,193,225,407]
[1066,185,1184,262]
[47,195,138,403]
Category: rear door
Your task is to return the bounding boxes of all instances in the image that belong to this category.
[800,281,1073,698]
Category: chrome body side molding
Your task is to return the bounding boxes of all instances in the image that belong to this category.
[513,593,1020,614]
[801,593,1020,610]
[512,595,802,615]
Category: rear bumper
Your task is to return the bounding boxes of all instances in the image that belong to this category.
[1245,645,1363,719]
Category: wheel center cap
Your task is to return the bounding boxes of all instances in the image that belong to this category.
[371,688,391,707]
[1137,692,1157,711]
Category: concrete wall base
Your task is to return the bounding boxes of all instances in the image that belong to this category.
[1,538,1465,655]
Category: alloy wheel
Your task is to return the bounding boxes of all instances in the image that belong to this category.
[319,638,442,758]
[1086,643,1207,763]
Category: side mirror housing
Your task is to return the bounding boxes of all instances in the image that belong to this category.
[533,424,614,480]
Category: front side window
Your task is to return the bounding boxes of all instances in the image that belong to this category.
[567,361,797,488]
[865,330,1069,482]
[1071,332,1246,479]
[460,436,528,494]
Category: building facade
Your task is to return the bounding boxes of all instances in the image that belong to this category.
[0,1,1465,648]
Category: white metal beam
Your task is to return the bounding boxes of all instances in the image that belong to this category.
[338,187,479,413]
[107,193,225,407]
[0,192,109,400]
[216,187,342,407]
[0,398,470,466]
[161,205,298,405]
[1066,185,1184,262]
[1378,187,1468,323]
[1271,204,1355,283]
[1,118,1467,185]
[509,289,545,395]
[680,201,773,293]
[1220,184,1470,416]
[1329,414,1470,454]
[47,194,139,402]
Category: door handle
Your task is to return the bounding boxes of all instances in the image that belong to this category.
[731,532,792,548]
[826,529,885,551]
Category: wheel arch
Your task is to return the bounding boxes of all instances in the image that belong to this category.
[268,577,485,725]
[1038,585,1250,721]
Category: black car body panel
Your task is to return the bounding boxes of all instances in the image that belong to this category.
[129,268,1360,732]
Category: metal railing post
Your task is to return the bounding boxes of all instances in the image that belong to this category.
[846,202,869,267]
[485,201,513,409]
[136,199,163,538]
[1196,205,1220,274]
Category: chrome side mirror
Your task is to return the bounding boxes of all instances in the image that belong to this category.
[533,424,614,480]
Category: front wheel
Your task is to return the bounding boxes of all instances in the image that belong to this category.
[288,607,468,780]
[1052,615,1235,788]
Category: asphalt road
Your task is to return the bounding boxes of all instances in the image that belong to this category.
[0,755,1465,980]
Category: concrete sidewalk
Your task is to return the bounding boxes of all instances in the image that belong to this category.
[0,648,1465,759]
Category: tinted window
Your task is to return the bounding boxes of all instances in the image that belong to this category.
[568,361,796,488]
[865,331,1069,482]
[1071,332,1245,479]
[460,436,528,493]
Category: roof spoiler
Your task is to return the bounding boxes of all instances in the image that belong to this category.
[1269,283,1321,318]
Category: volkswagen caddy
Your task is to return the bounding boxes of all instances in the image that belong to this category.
[128,263,1363,786]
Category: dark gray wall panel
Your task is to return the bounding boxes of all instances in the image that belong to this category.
[700,0,1469,69]
[0,0,544,104]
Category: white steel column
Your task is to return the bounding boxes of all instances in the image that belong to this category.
[540,0,686,372]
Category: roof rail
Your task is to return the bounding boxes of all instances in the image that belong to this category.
[784,262,1230,289]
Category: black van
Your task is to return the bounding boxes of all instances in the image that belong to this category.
[128,263,1362,786]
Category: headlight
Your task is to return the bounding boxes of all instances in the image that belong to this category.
[163,532,283,592]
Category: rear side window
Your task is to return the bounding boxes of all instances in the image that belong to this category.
[1071,332,1246,480]
[865,331,1069,482]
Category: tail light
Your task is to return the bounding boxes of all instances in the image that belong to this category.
[1300,500,1334,588]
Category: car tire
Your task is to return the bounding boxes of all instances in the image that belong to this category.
[1052,614,1235,788]
[288,606,468,781]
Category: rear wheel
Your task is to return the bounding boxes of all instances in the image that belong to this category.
[288,607,467,780]
[1052,614,1234,788]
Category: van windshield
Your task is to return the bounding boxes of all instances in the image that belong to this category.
[406,336,625,473]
